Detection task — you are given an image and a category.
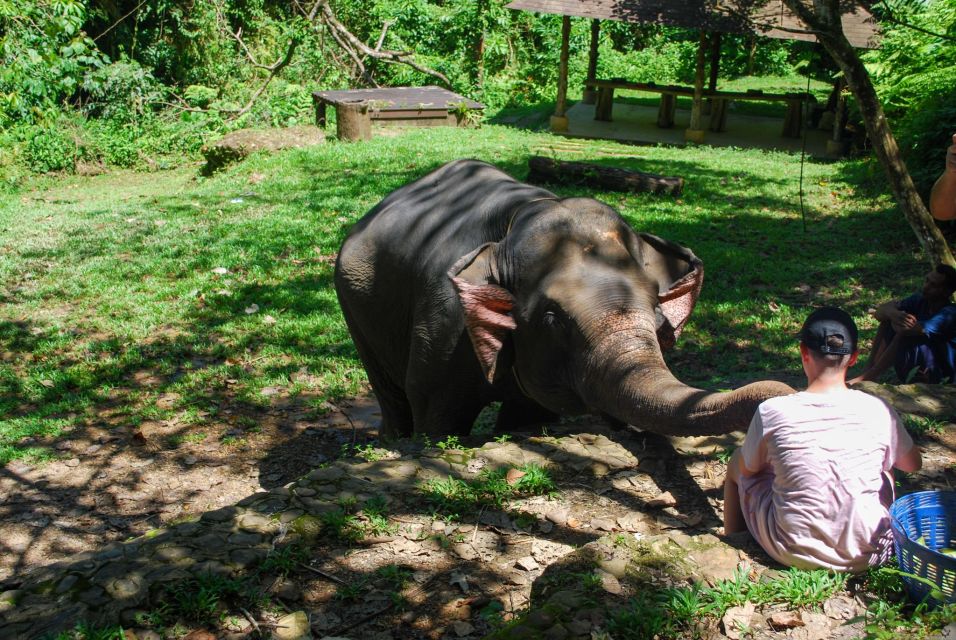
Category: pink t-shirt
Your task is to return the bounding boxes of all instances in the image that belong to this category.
[738,389,913,572]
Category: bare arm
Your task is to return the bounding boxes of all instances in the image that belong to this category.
[929,133,956,221]
[873,301,918,333]
[894,444,922,473]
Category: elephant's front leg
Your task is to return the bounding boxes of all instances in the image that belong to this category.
[405,336,489,437]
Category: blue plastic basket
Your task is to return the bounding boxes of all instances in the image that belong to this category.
[889,490,956,606]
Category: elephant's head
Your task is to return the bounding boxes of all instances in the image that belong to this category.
[449,197,792,436]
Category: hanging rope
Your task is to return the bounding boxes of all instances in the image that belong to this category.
[798,48,816,234]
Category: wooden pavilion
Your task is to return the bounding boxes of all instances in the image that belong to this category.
[505,0,881,145]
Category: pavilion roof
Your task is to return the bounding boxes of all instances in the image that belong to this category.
[504,0,881,48]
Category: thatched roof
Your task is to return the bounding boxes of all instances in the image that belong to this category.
[504,0,881,48]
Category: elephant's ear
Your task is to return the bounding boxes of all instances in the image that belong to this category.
[637,232,704,351]
[449,243,517,384]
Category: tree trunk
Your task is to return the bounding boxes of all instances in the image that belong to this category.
[527,156,683,195]
[782,0,954,266]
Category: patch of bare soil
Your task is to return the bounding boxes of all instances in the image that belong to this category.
[2,385,955,639]
[0,394,380,583]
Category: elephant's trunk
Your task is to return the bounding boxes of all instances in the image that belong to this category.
[583,312,794,437]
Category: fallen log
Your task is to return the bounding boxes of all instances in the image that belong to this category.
[527,156,683,196]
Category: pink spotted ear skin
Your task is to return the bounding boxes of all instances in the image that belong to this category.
[451,277,517,383]
[657,263,704,351]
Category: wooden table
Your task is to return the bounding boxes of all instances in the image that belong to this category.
[589,79,811,138]
[312,86,484,128]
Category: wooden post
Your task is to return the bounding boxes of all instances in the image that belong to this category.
[550,16,572,132]
[827,76,849,156]
[336,101,371,142]
[704,31,721,115]
[685,31,708,143]
[582,20,601,105]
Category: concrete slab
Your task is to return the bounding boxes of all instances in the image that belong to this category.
[564,100,835,157]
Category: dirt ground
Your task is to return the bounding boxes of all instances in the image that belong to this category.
[1,387,955,638]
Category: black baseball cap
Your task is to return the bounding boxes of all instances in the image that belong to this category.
[799,307,858,355]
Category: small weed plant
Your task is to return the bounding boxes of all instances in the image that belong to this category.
[339,442,386,462]
[320,494,395,542]
[334,563,413,602]
[436,435,464,451]
[421,463,558,516]
[261,543,309,576]
[608,567,848,640]
[50,624,127,640]
[902,415,946,438]
[861,564,956,639]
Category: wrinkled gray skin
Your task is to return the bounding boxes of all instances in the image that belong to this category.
[334,160,792,439]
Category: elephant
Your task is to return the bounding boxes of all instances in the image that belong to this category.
[334,159,792,439]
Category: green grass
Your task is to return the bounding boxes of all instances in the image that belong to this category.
[0,121,930,463]
[902,414,947,438]
[422,462,558,517]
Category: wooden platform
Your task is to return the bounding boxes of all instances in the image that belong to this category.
[312,86,484,128]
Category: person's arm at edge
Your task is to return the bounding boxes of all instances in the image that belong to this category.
[895,443,922,473]
[929,133,956,221]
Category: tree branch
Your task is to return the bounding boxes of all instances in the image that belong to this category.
[315,0,450,85]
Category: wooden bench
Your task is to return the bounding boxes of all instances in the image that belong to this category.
[312,86,484,139]
[588,79,811,138]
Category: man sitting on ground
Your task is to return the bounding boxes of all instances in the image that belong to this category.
[724,307,921,571]
[849,264,956,384]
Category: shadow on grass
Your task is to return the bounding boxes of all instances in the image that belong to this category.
[0,130,935,634]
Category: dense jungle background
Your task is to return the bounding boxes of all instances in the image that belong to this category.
[1,0,954,194]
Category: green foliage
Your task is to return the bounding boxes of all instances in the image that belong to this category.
[868,0,956,194]
[902,414,946,438]
[261,543,309,576]
[24,125,76,173]
[608,567,848,639]
[0,0,107,125]
[83,59,164,122]
[153,572,262,626]
[48,623,126,640]
[421,463,557,515]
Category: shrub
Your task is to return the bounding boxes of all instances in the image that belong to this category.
[83,59,165,123]
[24,126,76,173]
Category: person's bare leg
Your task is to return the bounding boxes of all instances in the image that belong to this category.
[723,449,748,534]
[850,331,903,384]
[857,321,893,375]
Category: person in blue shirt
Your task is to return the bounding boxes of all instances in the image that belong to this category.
[850,264,956,384]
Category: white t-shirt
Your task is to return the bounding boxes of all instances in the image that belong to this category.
[738,389,913,572]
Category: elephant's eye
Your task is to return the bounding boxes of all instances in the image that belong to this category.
[542,310,562,328]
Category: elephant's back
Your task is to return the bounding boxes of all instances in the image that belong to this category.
[339,159,549,282]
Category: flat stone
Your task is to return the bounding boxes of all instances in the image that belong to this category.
[273,610,311,639]
[768,610,804,629]
[238,512,276,533]
[107,575,145,601]
[723,602,756,640]
[306,466,346,483]
[55,574,79,594]
[647,491,677,508]
[595,569,621,595]
[201,506,239,522]
[597,557,628,579]
[590,517,615,531]
[451,621,475,637]
[230,548,267,566]
[516,556,540,571]
[228,532,264,546]
[545,509,569,526]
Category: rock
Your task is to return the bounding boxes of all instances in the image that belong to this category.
[451,621,475,637]
[590,517,615,531]
[794,611,830,640]
[516,556,540,571]
[647,491,677,508]
[768,610,804,629]
[595,569,622,595]
[823,595,859,620]
[201,127,326,175]
[722,602,756,640]
[545,508,569,525]
[183,631,217,640]
[274,611,312,640]
[596,558,628,579]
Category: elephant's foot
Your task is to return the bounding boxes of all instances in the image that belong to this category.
[496,399,558,431]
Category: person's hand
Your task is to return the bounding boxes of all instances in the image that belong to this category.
[947,133,956,174]
[890,310,917,333]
